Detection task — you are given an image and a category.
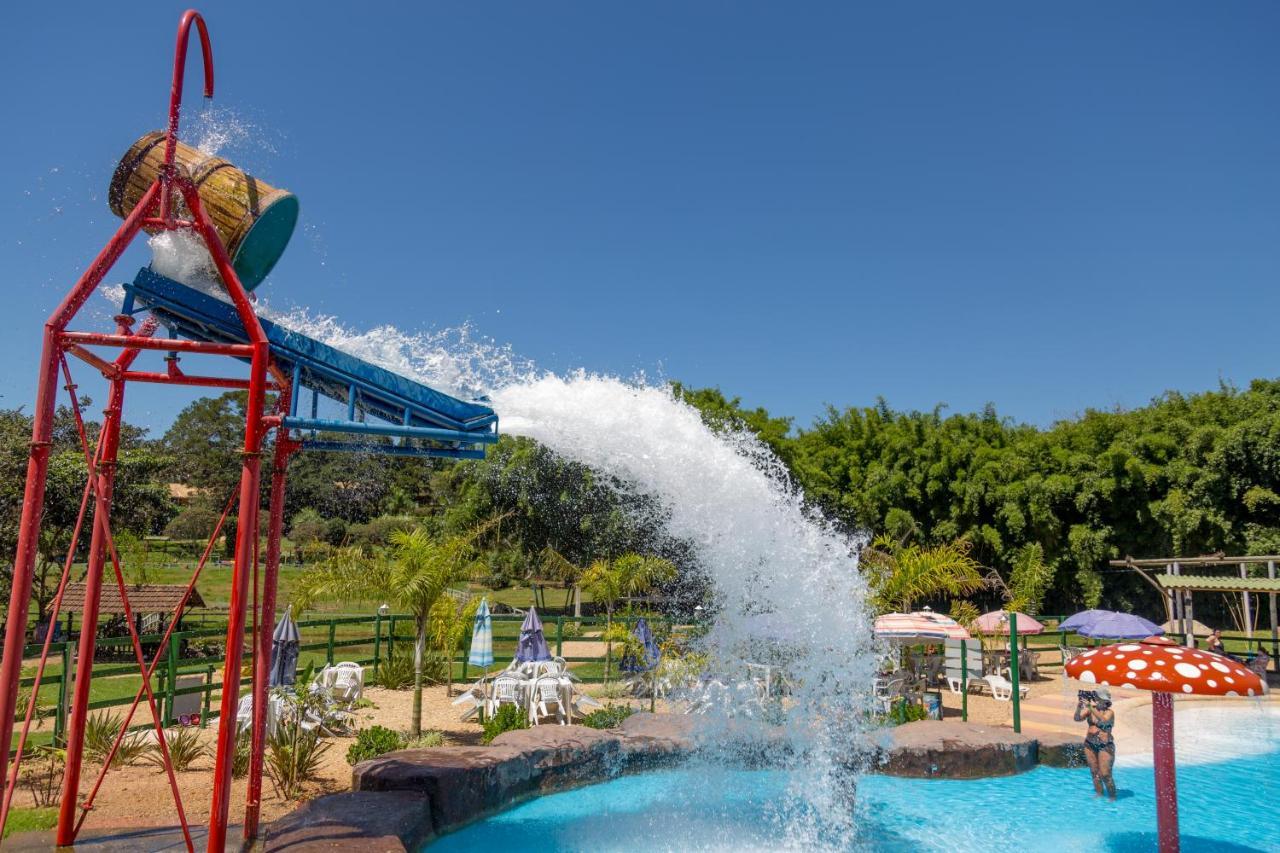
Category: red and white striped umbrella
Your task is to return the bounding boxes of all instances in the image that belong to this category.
[874,611,971,642]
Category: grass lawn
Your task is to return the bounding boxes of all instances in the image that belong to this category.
[2,807,56,838]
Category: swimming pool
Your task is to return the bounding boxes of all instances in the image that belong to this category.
[428,704,1280,852]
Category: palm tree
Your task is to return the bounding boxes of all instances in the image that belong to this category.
[862,535,984,615]
[428,595,480,698]
[294,526,486,737]
[580,553,676,682]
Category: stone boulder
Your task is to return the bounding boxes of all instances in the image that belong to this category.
[873,721,1037,778]
[265,790,430,852]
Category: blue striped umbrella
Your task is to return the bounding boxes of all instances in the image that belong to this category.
[468,598,494,671]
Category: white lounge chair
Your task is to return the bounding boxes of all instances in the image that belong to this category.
[983,673,1029,702]
[451,685,485,721]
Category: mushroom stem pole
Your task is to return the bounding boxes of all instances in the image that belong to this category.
[1152,692,1180,853]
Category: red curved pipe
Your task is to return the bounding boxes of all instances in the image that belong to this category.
[161,9,214,220]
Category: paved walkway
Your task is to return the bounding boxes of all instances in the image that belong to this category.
[1014,690,1082,736]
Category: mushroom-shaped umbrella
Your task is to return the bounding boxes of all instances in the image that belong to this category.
[1065,636,1265,852]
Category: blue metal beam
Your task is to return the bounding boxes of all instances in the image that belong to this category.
[299,440,485,460]
[281,416,499,445]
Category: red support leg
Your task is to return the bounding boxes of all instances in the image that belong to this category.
[206,344,270,852]
[1152,692,1180,853]
[0,333,60,792]
[0,184,157,790]
[244,437,295,842]
[55,369,127,845]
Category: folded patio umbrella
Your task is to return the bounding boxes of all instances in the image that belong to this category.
[514,606,552,663]
[268,606,300,688]
[974,610,1045,635]
[874,611,970,642]
[1073,610,1164,640]
[468,598,494,671]
[620,618,661,674]
[1059,609,1110,633]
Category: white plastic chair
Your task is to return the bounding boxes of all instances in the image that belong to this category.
[489,675,525,717]
[330,665,364,706]
[530,676,566,726]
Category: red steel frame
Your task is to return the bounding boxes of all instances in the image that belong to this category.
[0,10,295,851]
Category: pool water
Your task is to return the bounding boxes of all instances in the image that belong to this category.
[428,705,1280,852]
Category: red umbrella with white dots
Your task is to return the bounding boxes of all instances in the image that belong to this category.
[1065,636,1265,853]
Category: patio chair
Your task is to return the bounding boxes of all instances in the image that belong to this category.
[530,676,567,726]
[488,674,525,717]
[451,684,485,721]
[328,662,364,706]
[873,675,907,714]
[983,673,1029,702]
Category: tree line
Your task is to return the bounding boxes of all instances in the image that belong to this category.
[5,377,1280,622]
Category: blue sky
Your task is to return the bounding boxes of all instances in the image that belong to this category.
[3,1,1279,435]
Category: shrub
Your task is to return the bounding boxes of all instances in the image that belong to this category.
[404,730,444,749]
[580,704,635,730]
[887,699,928,726]
[266,719,330,800]
[349,515,416,548]
[84,711,151,767]
[18,745,63,808]
[145,727,208,772]
[231,731,252,778]
[345,725,405,766]
[598,681,629,699]
[289,508,326,544]
[481,703,529,744]
[324,518,348,547]
[164,506,218,541]
[373,646,415,690]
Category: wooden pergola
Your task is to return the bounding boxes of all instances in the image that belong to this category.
[1111,555,1280,649]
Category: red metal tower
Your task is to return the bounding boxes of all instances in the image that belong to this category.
[0,10,290,851]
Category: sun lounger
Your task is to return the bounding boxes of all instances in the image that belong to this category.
[983,673,1029,701]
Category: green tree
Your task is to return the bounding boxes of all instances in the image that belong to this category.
[861,536,985,615]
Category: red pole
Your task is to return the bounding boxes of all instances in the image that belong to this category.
[175,134,277,853]
[1152,692,1180,853]
[161,9,213,223]
[55,357,129,845]
[205,343,267,851]
[0,187,155,795]
[243,437,295,842]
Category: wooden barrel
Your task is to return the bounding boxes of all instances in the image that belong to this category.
[108,131,299,290]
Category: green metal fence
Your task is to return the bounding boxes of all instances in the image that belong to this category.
[9,611,674,752]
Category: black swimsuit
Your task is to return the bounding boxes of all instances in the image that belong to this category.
[1085,712,1115,755]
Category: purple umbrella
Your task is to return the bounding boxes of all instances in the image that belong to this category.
[620,618,661,674]
[1059,609,1109,633]
[514,606,552,663]
[1073,610,1164,640]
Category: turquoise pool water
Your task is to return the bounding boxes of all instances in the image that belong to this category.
[429,706,1280,852]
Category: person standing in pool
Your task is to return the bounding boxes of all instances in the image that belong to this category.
[1074,685,1117,799]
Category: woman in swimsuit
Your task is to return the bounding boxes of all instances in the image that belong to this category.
[1074,685,1116,799]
